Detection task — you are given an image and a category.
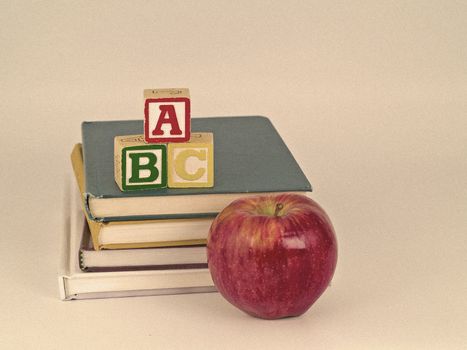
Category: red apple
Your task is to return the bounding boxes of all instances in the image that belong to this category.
[207,193,337,319]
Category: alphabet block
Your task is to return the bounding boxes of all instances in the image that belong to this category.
[144,88,191,144]
[114,135,167,191]
[168,132,214,188]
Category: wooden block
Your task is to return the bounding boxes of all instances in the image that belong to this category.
[144,88,191,144]
[114,135,167,191]
[168,132,214,188]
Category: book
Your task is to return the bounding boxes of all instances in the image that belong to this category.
[82,116,312,222]
[58,187,215,300]
[79,219,208,272]
[72,143,214,250]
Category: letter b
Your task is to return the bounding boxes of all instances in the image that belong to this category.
[114,139,167,191]
[128,152,159,183]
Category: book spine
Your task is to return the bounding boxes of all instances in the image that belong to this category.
[79,250,87,272]
[58,276,70,300]
[83,192,101,222]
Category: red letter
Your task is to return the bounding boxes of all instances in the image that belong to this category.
[152,105,182,136]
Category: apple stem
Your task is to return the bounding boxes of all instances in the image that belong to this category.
[274,203,284,217]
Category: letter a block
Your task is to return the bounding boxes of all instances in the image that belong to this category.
[144,88,191,144]
[114,135,167,191]
[168,132,214,188]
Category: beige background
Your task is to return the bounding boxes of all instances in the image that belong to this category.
[1,1,466,349]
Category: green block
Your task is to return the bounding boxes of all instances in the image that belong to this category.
[119,143,167,191]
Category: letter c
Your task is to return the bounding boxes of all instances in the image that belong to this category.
[174,149,206,181]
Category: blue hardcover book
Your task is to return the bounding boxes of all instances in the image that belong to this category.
[81,116,311,222]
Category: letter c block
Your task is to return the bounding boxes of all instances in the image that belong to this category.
[168,132,214,188]
[114,135,167,191]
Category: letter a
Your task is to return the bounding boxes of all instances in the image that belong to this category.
[152,105,182,136]
[144,89,191,143]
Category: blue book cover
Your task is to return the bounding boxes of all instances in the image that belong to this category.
[81,116,311,221]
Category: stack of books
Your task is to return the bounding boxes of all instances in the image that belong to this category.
[59,116,312,300]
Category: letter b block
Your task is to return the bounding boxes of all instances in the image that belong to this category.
[168,132,214,188]
[114,135,167,191]
[144,88,191,144]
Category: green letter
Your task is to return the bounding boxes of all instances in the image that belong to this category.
[129,152,159,183]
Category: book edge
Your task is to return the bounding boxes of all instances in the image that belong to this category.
[88,190,311,221]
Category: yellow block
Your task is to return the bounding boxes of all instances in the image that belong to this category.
[168,132,214,188]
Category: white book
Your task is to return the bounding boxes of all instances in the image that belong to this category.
[58,187,216,300]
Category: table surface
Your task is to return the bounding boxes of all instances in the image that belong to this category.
[1,2,466,349]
